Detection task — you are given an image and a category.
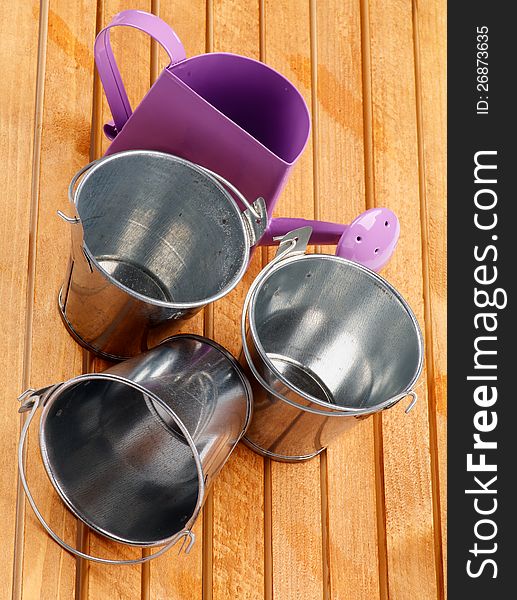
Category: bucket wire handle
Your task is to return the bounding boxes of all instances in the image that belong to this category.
[58,155,268,245]
[241,228,419,416]
[57,159,98,224]
[404,390,418,414]
[63,157,258,214]
[17,388,197,565]
[94,10,187,138]
[61,158,253,220]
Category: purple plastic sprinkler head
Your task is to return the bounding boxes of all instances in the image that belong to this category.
[262,207,400,272]
[335,207,399,272]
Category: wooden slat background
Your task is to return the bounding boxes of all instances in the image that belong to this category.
[0,0,446,598]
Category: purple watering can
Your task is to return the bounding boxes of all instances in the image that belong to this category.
[95,9,309,223]
[95,10,376,247]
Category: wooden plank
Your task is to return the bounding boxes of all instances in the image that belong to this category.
[210,2,265,599]
[147,2,206,598]
[262,2,325,599]
[368,0,439,597]
[314,0,381,597]
[213,0,260,56]
[18,2,97,599]
[0,1,40,599]
[86,1,152,598]
[414,0,447,595]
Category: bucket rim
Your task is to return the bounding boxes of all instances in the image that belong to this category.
[247,253,424,416]
[38,371,206,547]
[73,150,252,309]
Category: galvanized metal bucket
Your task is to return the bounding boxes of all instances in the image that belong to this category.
[241,228,424,462]
[58,150,267,360]
[18,335,252,564]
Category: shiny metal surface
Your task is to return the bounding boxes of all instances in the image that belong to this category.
[242,245,423,461]
[59,150,267,359]
[19,335,252,562]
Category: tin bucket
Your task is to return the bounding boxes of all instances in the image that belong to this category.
[95,10,310,221]
[241,229,424,462]
[18,335,252,564]
[58,150,267,360]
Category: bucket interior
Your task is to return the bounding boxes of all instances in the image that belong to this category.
[40,379,201,546]
[250,256,421,410]
[171,54,310,164]
[76,152,248,304]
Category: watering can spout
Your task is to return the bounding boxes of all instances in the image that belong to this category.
[262,208,400,272]
[335,207,400,272]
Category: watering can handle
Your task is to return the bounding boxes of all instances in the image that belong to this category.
[94,10,186,139]
[17,388,196,565]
